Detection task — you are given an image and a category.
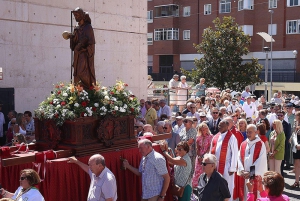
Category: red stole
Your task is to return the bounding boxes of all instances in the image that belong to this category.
[231,126,244,149]
[231,126,245,200]
[238,140,263,201]
[211,131,232,175]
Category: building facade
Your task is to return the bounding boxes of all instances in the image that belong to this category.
[0,0,147,114]
[147,0,300,94]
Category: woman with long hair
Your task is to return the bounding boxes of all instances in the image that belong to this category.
[237,119,248,141]
[269,120,285,174]
[191,123,213,188]
[260,118,271,140]
[257,123,270,153]
[13,113,26,135]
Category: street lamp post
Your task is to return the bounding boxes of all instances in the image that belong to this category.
[269,9,274,99]
[263,47,270,99]
[293,50,298,82]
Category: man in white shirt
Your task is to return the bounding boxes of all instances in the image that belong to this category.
[237,124,267,201]
[68,154,117,201]
[168,74,179,111]
[210,120,239,201]
[242,96,257,120]
[159,99,172,119]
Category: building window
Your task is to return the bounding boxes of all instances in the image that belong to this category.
[269,0,277,8]
[183,6,190,17]
[287,0,300,6]
[220,0,231,13]
[286,20,300,34]
[183,30,190,40]
[238,0,244,10]
[147,10,153,23]
[268,24,277,35]
[204,4,212,15]
[240,25,253,36]
[154,4,179,18]
[154,28,179,41]
[147,33,153,45]
[238,0,254,10]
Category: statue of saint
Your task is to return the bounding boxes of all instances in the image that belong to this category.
[62,7,96,89]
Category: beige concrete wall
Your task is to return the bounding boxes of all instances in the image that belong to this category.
[0,0,148,113]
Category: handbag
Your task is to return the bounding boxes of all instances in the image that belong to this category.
[171,184,185,197]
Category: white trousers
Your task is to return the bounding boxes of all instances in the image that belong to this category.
[269,158,282,174]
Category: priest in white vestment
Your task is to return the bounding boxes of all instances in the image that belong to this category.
[237,124,268,201]
[210,120,238,201]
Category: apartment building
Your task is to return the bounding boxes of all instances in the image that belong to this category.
[147,0,300,93]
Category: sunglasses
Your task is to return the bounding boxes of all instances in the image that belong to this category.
[277,115,283,117]
[134,126,139,128]
[12,139,19,143]
[163,127,168,130]
[176,148,183,151]
[183,121,188,123]
[11,122,16,124]
[212,112,219,114]
[201,162,214,166]
[20,176,27,181]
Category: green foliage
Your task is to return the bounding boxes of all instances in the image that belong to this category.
[182,16,263,91]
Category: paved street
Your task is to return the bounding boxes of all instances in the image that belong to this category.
[283,169,300,201]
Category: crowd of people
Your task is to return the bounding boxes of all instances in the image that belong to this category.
[133,75,300,200]
[0,109,35,147]
[1,75,300,201]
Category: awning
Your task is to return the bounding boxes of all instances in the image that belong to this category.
[257,32,275,42]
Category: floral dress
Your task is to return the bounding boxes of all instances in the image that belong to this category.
[192,133,213,187]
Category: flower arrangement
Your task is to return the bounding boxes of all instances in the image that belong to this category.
[35,80,140,126]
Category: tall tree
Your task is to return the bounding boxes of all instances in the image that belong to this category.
[182,16,263,91]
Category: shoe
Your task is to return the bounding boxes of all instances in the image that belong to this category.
[291,182,299,188]
[283,166,291,170]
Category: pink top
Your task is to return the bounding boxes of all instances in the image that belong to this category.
[247,191,289,201]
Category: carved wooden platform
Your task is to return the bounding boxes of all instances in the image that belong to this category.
[34,115,137,156]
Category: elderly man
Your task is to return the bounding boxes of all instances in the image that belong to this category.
[227,98,239,115]
[186,103,200,121]
[237,124,267,201]
[135,121,144,137]
[173,116,185,134]
[68,154,117,201]
[159,99,172,119]
[169,74,179,111]
[140,99,147,117]
[123,139,170,201]
[241,86,251,99]
[242,96,257,120]
[210,120,238,201]
[7,110,17,129]
[156,121,165,134]
[197,153,231,201]
[208,107,221,135]
[165,121,180,153]
[145,101,158,128]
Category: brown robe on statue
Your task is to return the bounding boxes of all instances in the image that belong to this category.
[70,22,96,89]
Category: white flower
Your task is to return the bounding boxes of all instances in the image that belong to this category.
[94,103,99,107]
[56,105,61,108]
[84,113,87,117]
[63,93,68,97]
[120,108,126,112]
[103,91,108,95]
[123,104,127,109]
[104,96,110,100]
[112,97,117,101]
[74,103,79,107]
[114,106,119,110]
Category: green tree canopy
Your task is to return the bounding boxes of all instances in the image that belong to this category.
[182,16,263,91]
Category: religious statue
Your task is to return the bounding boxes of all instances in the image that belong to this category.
[62,7,96,89]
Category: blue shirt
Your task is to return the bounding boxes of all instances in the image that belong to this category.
[139,150,168,199]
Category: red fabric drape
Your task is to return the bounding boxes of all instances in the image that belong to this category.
[0,145,172,201]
